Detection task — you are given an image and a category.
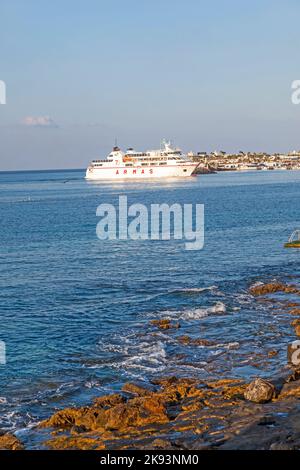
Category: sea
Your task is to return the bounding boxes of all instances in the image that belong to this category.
[1,169,300,447]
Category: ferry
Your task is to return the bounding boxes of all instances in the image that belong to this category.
[85,140,199,180]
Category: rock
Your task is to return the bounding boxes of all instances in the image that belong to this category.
[249,282,299,297]
[289,308,300,316]
[268,350,279,358]
[103,396,169,430]
[244,378,275,403]
[93,393,125,408]
[40,372,300,450]
[288,341,300,366]
[0,433,24,450]
[40,407,85,429]
[46,435,105,450]
[291,319,300,326]
[122,382,154,397]
[71,425,88,434]
[286,368,300,382]
[42,395,169,433]
[295,326,300,337]
[150,438,173,449]
[150,319,180,330]
[278,380,300,400]
[177,335,214,346]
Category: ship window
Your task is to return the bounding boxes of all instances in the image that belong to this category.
[125,163,133,167]
[141,163,148,166]
[159,162,167,165]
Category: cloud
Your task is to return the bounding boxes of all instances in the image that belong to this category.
[21,116,59,128]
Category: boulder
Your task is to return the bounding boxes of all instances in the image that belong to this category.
[249,282,299,297]
[287,341,300,366]
[150,319,180,330]
[0,433,24,450]
[122,382,154,397]
[244,378,275,403]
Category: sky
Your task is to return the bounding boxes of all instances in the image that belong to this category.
[1,0,300,170]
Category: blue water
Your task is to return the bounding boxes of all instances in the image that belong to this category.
[1,169,300,445]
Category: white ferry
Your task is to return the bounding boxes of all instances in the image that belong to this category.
[85,140,199,180]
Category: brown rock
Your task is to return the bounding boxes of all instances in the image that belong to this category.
[45,435,105,450]
[151,319,180,330]
[287,342,300,366]
[150,438,173,449]
[104,396,169,430]
[93,393,125,408]
[249,282,299,297]
[268,350,279,358]
[286,302,300,308]
[0,433,24,450]
[177,335,214,346]
[244,378,275,403]
[122,382,154,397]
[277,380,300,400]
[289,308,300,316]
[295,325,300,337]
[42,395,169,433]
[40,407,86,429]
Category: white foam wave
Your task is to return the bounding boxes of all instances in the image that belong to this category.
[180,301,227,319]
[176,285,218,294]
[215,342,240,350]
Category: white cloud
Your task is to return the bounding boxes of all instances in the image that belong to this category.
[21,116,58,128]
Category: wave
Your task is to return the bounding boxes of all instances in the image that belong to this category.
[92,338,167,377]
[174,285,218,294]
[180,301,227,319]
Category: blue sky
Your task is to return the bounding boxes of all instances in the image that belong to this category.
[1,0,300,170]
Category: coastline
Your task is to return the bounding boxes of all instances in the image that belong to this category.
[3,280,300,450]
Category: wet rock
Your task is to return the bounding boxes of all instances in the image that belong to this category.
[244,378,275,403]
[42,395,169,433]
[150,319,180,330]
[71,425,88,434]
[249,282,299,297]
[286,302,300,308]
[93,393,125,408]
[155,377,205,402]
[286,368,300,382]
[295,325,300,337]
[122,382,154,397]
[103,396,169,430]
[295,325,300,336]
[40,372,300,450]
[288,342,300,366]
[177,335,214,346]
[289,308,300,316]
[278,379,300,400]
[0,433,24,450]
[40,407,86,429]
[150,438,174,449]
[291,318,300,327]
[46,435,105,450]
[268,350,279,358]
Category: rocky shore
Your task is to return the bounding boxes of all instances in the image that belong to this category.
[4,281,300,450]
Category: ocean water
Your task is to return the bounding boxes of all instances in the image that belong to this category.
[1,169,300,446]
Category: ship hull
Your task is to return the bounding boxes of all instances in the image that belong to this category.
[85,163,198,180]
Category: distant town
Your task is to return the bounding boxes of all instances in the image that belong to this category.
[188,150,300,173]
